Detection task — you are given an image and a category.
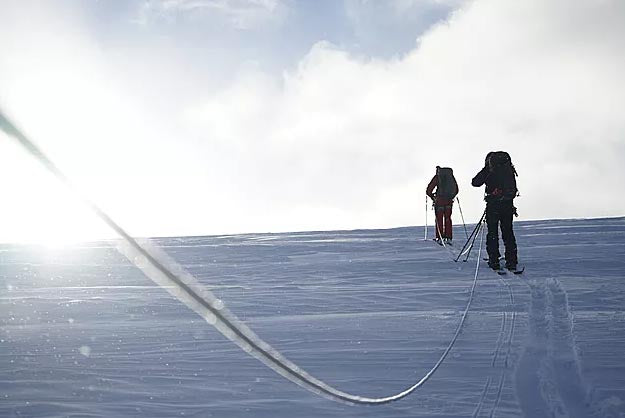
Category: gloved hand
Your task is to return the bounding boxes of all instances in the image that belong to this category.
[485,152,494,170]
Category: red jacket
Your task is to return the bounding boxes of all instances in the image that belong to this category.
[426,174,458,206]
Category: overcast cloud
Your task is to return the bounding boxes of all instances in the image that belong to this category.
[1,0,623,242]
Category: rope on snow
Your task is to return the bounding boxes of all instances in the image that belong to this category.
[1,109,486,405]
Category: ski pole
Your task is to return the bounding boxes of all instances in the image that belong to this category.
[462,218,485,262]
[424,195,428,241]
[460,215,485,262]
[454,209,486,262]
[455,211,483,259]
[456,196,469,239]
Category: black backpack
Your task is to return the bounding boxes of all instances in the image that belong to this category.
[487,151,518,200]
[436,167,458,200]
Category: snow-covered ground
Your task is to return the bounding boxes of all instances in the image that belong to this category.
[2,217,625,417]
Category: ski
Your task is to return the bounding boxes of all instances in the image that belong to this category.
[508,266,525,275]
[486,262,507,275]
[491,266,525,275]
[483,257,524,275]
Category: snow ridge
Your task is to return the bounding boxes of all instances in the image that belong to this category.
[515,276,592,418]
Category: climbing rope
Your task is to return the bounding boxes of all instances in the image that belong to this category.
[1,109,484,405]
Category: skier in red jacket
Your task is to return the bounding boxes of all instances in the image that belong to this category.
[426,166,459,244]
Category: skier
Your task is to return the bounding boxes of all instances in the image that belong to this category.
[426,166,459,245]
[471,151,519,271]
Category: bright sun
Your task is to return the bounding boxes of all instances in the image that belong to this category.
[1,134,112,246]
[30,205,105,249]
[7,193,110,248]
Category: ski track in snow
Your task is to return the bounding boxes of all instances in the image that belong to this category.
[515,275,591,418]
[490,275,517,418]
[472,269,517,418]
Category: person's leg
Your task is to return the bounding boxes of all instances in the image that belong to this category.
[500,201,518,268]
[444,206,453,239]
[435,207,444,240]
[486,203,501,266]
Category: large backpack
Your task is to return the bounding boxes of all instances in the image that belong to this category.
[436,167,458,200]
[487,151,518,200]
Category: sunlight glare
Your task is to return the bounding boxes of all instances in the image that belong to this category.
[0,134,112,246]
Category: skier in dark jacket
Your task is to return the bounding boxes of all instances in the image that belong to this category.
[472,152,519,270]
[427,166,459,244]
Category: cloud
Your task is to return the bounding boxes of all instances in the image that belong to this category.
[1,0,624,240]
[183,0,625,230]
[135,0,289,29]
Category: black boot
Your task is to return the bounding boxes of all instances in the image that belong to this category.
[488,259,501,270]
[505,260,517,270]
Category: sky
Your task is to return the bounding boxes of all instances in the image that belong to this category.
[1,0,624,245]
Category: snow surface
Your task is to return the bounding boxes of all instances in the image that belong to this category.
[2,217,625,417]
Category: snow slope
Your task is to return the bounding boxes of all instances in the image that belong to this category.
[1,217,625,417]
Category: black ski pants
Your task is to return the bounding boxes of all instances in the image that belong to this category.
[485,199,517,266]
